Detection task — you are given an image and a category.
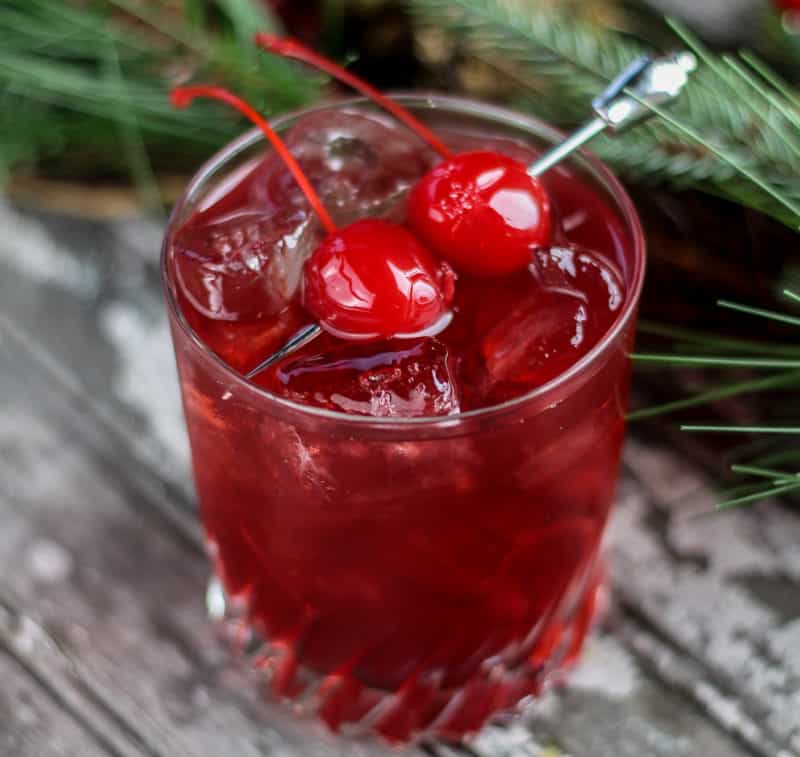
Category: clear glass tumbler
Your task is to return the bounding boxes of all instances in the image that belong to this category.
[162,95,646,743]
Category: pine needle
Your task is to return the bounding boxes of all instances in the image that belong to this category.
[730,464,798,480]
[716,480,800,510]
[636,291,800,510]
[101,41,163,214]
[636,320,800,357]
[721,54,800,141]
[632,355,800,368]
[682,426,800,434]
[716,300,800,328]
[739,51,800,108]
[627,370,800,421]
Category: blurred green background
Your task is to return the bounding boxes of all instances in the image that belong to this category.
[3,0,800,205]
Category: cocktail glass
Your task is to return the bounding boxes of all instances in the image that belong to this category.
[161,94,645,743]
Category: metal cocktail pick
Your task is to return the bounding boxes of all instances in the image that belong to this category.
[528,51,696,177]
[245,51,696,381]
[245,322,321,379]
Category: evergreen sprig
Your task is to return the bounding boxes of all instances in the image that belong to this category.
[0,0,322,207]
[632,289,800,510]
[410,0,800,229]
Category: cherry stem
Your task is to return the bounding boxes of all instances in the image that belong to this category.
[255,34,453,160]
[171,86,337,235]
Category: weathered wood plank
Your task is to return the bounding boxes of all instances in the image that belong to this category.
[524,618,756,757]
[0,598,147,757]
[0,200,192,496]
[620,442,800,756]
[0,645,109,757]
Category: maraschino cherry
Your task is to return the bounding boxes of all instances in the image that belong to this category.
[171,86,455,341]
[256,34,553,277]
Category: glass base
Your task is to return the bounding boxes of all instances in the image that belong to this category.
[206,564,604,744]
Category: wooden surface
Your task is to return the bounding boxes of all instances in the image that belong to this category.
[1,197,798,757]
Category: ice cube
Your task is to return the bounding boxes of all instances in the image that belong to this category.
[257,337,461,417]
[171,205,321,323]
[250,110,436,225]
[534,244,624,310]
[481,290,588,393]
[477,245,624,405]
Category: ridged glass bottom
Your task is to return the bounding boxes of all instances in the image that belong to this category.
[206,562,605,744]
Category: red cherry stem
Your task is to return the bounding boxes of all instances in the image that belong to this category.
[254,34,452,160]
[171,86,337,235]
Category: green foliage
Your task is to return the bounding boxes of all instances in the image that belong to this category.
[0,0,322,206]
[410,0,800,229]
[632,290,800,510]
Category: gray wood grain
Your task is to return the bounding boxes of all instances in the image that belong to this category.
[0,645,108,757]
[618,444,800,757]
[1,198,795,756]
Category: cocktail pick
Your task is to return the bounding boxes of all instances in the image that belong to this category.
[246,51,696,381]
[528,51,696,177]
[245,322,326,378]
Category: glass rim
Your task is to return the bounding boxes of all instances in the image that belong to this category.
[161,92,646,431]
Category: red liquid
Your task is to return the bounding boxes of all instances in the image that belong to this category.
[165,107,638,741]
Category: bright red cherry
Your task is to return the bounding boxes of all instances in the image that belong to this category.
[407,151,551,277]
[171,86,454,341]
[304,218,454,339]
[256,35,554,277]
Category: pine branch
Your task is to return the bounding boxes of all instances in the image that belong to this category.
[0,0,322,199]
[631,290,800,510]
[410,0,800,229]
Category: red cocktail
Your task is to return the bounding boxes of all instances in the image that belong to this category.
[162,94,645,742]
